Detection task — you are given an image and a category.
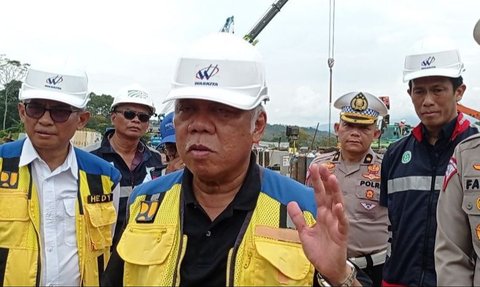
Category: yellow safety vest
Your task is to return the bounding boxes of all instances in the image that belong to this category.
[117,169,316,286]
[0,141,120,286]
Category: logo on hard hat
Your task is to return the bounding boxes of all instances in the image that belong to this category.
[350,93,368,112]
[128,90,148,99]
[195,64,219,86]
[45,75,63,90]
[421,56,436,69]
[196,64,219,80]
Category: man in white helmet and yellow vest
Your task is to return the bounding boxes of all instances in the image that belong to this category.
[0,65,121,286]
[90,85,164,247]
[306,91,389,287]
[379,41,478,286]
[102,32,370,286]
[434,19,480,286]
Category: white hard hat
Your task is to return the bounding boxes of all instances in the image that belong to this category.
[111,84,156,114]
[403,48,464,82]
[19,66,89,108]
[334,92,388,125]
[474,19,480,45]
[163,32,269,110]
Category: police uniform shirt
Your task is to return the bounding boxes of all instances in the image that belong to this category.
[309,149,389,258]
[436,133,480,286]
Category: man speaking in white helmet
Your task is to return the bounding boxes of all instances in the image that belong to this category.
[379,42,478,286]
[434,19,480,286]
[102,32,369,286]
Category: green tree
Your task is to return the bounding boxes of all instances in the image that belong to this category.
[85,92,114,134]
[0,55,29,130]
[0,80,23,132]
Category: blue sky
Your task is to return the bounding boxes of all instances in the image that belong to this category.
[2,0,480,128]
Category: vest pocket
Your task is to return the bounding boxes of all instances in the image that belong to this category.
[249,226,313,286]
[84,202,116,250]
[117,225,175,265]
[0,192,30,247]
[117,224,177,286]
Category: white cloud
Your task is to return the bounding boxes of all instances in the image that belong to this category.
[2,0,480,128]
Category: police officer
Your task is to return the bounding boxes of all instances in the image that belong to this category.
[90,86,164,247]
[434,18,480,286]
[307,91,389,287]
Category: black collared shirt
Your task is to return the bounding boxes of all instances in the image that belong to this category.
[180,156,261,287]
[91,129,164,246]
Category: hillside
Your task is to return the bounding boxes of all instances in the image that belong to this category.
[262,123,335,148]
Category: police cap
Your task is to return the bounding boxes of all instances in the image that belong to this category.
[334,92,388,125]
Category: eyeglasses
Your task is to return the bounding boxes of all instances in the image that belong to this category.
[24,103,80,123]
[115,110,151,123]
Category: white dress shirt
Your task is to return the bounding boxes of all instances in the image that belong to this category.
[20,138,80,286]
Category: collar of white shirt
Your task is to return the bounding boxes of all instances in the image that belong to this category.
[19,137,78,180]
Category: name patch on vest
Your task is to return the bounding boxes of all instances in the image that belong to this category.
[87,194,113,204]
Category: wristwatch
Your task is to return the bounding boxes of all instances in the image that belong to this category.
[317,260,357,287]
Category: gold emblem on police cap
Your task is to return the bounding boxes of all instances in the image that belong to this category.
[350,92,368,112]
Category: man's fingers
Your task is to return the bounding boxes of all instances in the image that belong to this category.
[287,201,308,232]
[326,175,345,207]
[333,202,349,239]
[309,164,327,207]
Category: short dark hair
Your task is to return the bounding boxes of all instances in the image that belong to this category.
[408,76,463,91]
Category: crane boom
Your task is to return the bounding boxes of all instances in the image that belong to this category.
[458,103,480,120]
[243,0,290,44]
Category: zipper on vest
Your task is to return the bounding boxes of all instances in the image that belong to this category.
[227,210,254,287]
[172,194,186,287]
[27,167,42,287]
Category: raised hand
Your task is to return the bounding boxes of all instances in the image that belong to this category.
[287,163,353,285]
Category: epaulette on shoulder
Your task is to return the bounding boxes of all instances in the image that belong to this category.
[457,133,480,150]
[310,150,339,165]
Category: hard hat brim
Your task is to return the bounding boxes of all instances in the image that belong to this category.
[160,134,176,144]
[163,86,269,111]
[403,68,463,82]
[474,19,480,45]
[19,89,89,109]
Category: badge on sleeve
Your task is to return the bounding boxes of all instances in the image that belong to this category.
[442,157,457,191]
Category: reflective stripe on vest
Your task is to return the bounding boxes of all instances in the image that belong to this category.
[387,175,444,195]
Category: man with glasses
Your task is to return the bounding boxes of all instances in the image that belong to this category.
[91,86,164,247]
[158,111,184,174]
[0,65,121,286]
